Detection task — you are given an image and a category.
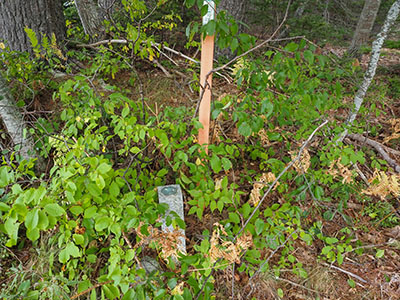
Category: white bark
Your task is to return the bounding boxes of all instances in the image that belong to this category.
[0,75,35,160]
[345,0,400,129]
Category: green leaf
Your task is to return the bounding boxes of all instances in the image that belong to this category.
[84,206,98,218]
[228,212,240,224]
[180,172,192,184]
[321,246,332,255]
[255,219,265,235]
[204,20,216,36]
[217,200,224,212]
[185,0,195,8]
[300,233,313,244]
[210,200,217,212]
[87,183,101,197]
[44,203,65,217]
[98,163,112,175]
[230,37,239,52]
[157,168,168,177]
[73,234,84,245]
[96,174,105,190]
[323,210,334,221]
[337,252,344,265]
[95,216,112,232]
[277,288,284,298]
[325,237,338,245]
[26,228,40,241]
[109,181,120,198]
[0,202,10,212]
[0,167,10,188]
[156,129,169,146]
[238,121,252,137]
[284,42,298,52]
[37,210,49,230]
[59,248,69,263]
[376,249,384,258]
[90,289,96,300]
[25,208,39,231]
[70,206,83,216]
[303,50,314,64]
[314,186,324,200]
[221,157,232,171]
[347,279,355,288]
[66,242,80,258]
[210,154,222,173]
[121,106,129,118]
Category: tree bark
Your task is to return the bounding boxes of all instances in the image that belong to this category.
[216,0,248,59]
[75,0,107,40]
[0,75,35,160]
[0,0,65,53]
[98,0,118,18]
[348,0,382,58]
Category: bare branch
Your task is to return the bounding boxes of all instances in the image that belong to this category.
[347,133,400,173]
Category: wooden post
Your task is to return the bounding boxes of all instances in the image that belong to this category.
[198,1,215,154]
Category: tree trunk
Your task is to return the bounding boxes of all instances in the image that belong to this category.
[75,0,107,40]
[348,0,382,58]
[0,75,35,160]
[0,0,65,53]
[98,0,117,18]
[216,0,248,59]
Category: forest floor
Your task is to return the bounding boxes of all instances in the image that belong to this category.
[111,44,400,299]
[1,43,400,299]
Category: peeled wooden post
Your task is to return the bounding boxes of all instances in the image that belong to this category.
[198,0,215,154]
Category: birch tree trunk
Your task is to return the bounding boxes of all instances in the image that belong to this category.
[0,0,65,53]
[347,0,382,59]
[75,0,107,40]
[340,0,400,142]
[0,75,35,160]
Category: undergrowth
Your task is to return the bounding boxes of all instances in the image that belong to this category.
[1,1,399,299]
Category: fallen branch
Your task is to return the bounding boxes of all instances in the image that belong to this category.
[322,262,368,284]
[347,133,400,173]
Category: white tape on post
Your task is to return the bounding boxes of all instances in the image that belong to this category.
[202,0,215,25]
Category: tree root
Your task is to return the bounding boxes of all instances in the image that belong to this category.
[347,133,400,173]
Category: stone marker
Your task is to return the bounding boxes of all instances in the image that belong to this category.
[157,184,186,258]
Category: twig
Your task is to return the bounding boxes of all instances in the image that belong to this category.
[347,133,400,173]
[322,262,368,284]
[235,120,329,240]
[151,58,172,77]
[352,162,369,185]
[121,230,142,268]
[152,42,199,64]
